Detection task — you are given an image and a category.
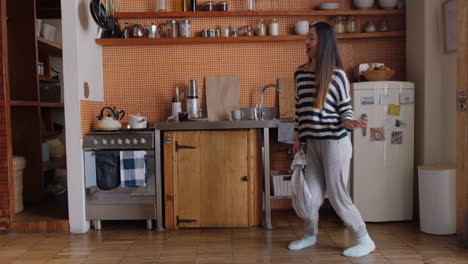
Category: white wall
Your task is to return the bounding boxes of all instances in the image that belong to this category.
[407,0,457,167]
[62,0,105,233]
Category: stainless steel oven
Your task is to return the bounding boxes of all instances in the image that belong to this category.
[82,128,163,231]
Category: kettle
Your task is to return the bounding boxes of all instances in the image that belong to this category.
[96,106,125,131]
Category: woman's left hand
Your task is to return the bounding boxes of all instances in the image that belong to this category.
[343,119,367,130]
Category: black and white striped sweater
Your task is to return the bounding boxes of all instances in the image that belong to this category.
[294,68,354,141]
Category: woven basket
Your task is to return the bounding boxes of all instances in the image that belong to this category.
[362,70,396,81]
[13,156,26,214]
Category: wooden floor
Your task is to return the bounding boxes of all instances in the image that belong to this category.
[0,211,465,264]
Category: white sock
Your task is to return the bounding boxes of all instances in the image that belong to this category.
[288,235,317,250]
[342,234,376,258]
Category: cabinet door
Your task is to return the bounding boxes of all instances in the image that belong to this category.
[225,130,249,227]
[177,131,201,228]
[200,131,226,227]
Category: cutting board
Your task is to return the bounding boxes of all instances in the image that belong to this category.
[205,75,239,121]
[278,78,296,119]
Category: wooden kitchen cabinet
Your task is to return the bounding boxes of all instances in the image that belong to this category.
[164,129,262,229]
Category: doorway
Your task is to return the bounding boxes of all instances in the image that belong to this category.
[2,0,68,232]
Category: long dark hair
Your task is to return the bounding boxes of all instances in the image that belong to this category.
[309,22,343,109]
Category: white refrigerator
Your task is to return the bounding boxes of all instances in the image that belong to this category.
[351,81,415,222]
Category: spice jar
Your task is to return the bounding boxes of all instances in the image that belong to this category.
[333,16,345,34]
[256,19,267,36]
[268,19,279,36]
[166,20,178,37]
[223,24,229,37]
[364,21,376,32]
[345,16,357,33]
[217,1,228,11]
[179,20,191,37]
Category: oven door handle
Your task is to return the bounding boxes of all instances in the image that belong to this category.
[176,141,197,151]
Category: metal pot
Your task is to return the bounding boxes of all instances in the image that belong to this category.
[133,24,147,38]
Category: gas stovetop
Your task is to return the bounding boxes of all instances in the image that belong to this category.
[83,128,155,150]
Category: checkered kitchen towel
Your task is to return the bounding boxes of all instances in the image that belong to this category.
[120,151,147,187]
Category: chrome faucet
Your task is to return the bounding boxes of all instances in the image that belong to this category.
[258,84,282,120]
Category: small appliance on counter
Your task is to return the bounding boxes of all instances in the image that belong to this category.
[186,80,200,119]
[96,106,125,131]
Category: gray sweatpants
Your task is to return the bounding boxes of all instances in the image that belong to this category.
[303,136,368,239]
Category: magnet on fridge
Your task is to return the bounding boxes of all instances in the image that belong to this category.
[370,128,385,141]
[388,104,401,116]
[391,131,403,144]
[380,94,391,105]
[383,119,395,130]
[399,91,415,105]
[361,96,375,105]
[396,120,408,128]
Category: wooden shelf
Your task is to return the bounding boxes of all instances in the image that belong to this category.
[39,76,60,83]
[42,130,62,138]
[40,102,64,108]
[10,100,39,107]
[114,9,405,19]
[37,37,62,56]
[42,157,66,172]
[96,32,405,46]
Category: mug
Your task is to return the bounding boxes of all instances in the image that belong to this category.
[295,21,310,35]
[178,112,189,121]
[232,110,244,121]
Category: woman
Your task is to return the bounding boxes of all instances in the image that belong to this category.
[288,22,375,258]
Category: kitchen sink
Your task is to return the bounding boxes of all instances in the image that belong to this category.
[240,107,279,120]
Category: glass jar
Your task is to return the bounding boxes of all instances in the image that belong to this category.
[157,0,167,11]
[122,22,131,39]
[269,19,279,36]
[345,16,357,33]
[364,21,376,32]
[223,24,230,37]
[333,16,345,34]
[179,20,191,37]
[166,20,178,38]
[377,20,389,32]
[231,24,238,37]
[256,19,267,36]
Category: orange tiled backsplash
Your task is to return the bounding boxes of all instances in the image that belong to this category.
[81,0,406,209]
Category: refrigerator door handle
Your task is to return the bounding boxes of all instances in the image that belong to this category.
[361,113,368,137]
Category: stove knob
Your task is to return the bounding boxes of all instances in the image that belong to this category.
[125,139,131,144]
[133,138,138,144]
[110,139,115,144]
[117,139,123,144]
[102,139,107,144]
[140,138,146,144]
[93,139,99,145]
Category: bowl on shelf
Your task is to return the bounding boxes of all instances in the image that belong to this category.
[353,0,374,10]
[378,0,398,9]
[362,70,396,81]
[318,3,340,10]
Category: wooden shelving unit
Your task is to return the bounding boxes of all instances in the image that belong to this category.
[39,102,64,108]
[96,32,405,46]
[114,9,405,19]
[39,76,60,83]
[10,101,39,107]
[37,37,62,55]
[42,157,66,172]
